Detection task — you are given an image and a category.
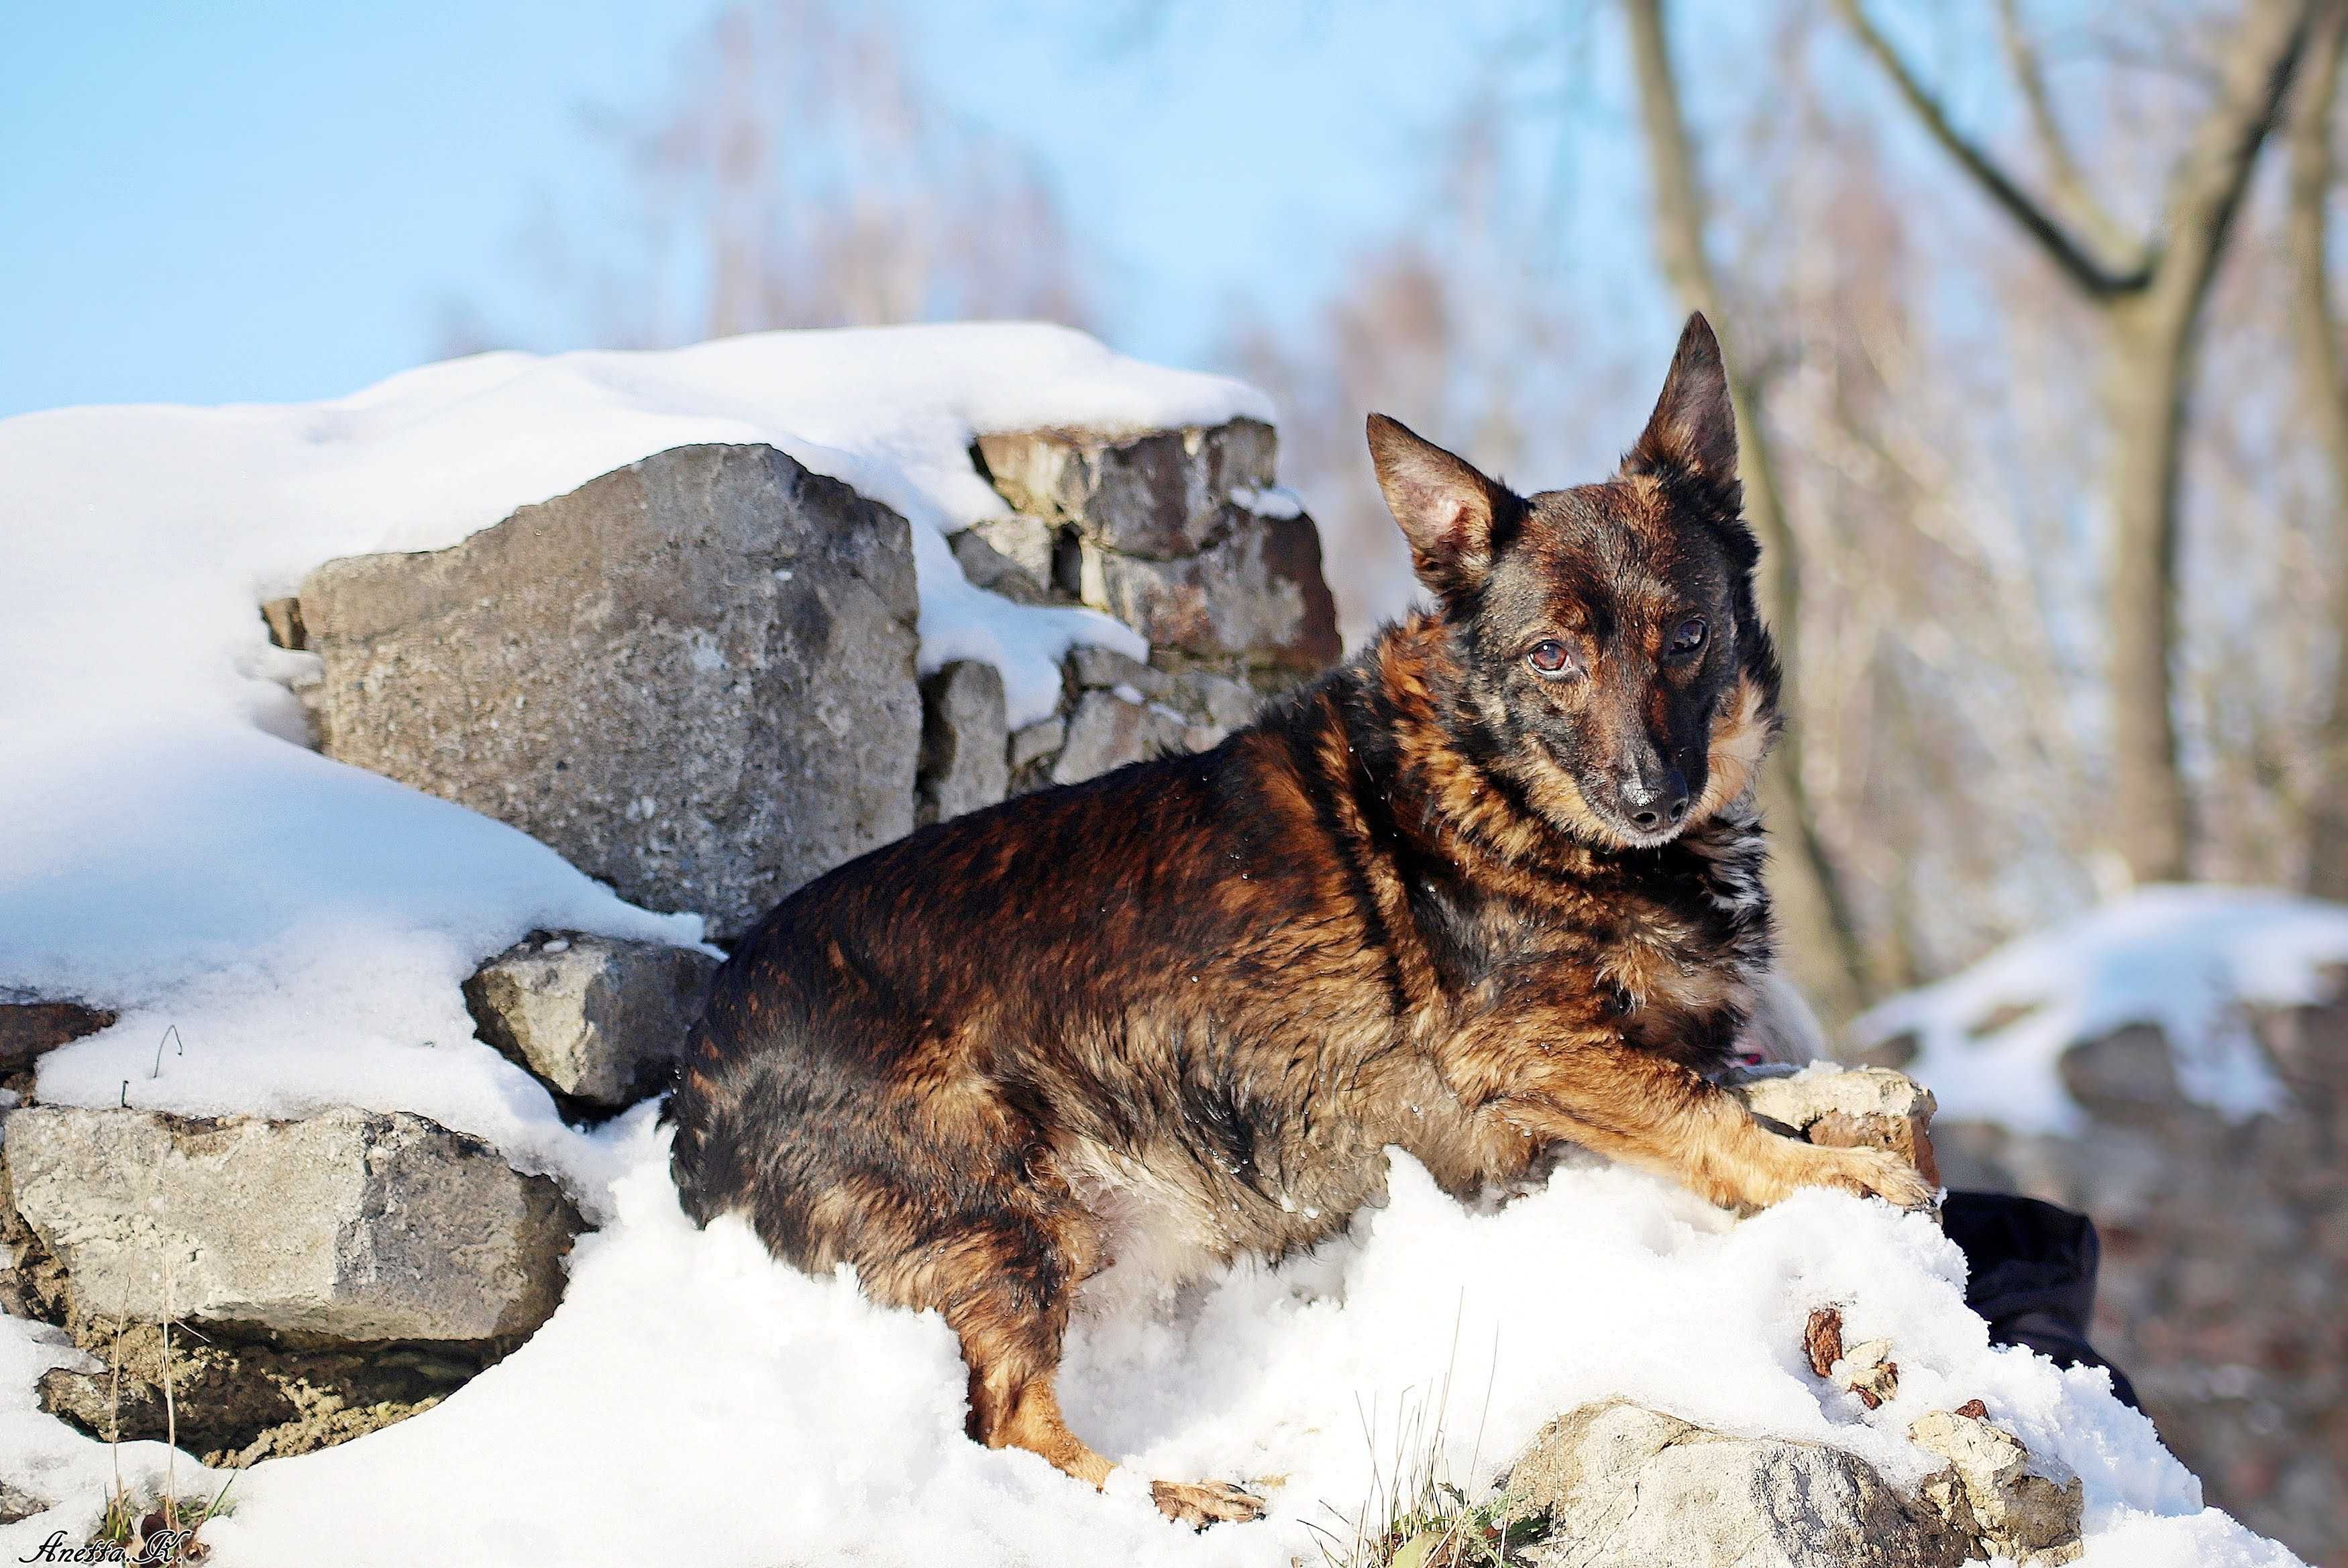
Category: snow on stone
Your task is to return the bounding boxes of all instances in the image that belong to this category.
[1853,886,2348,1134]
[1229,482,1304,519]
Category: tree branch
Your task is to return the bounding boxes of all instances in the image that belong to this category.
[1832,0,2153,297]
[1994,0,2145,267]
[2138,0,2313,319]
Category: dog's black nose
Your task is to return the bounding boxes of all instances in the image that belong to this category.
[1623,769,1691,832]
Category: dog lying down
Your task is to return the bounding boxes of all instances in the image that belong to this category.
[664,315,1936,1526]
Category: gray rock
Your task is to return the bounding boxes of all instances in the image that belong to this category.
[462,932,718,1109]
[1909,1410,2084,1566]
[975,419,1277,559]
[3,1107,583,1345]
[298,443,922,938]
[1008,716,1067,775]
[1052,690,1190,786]
[961,514,1062,589]
[918,661,1010,825]
[1075,508,1340,673]
[948,526,1058,606]
[1507,1402,1965,1568]
[1181,669,1262,732]
[1067,642,1171,700]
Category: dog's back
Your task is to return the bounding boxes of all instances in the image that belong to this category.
[667,676,1510,1304]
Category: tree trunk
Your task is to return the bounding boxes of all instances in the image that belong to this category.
[1623,0,1871,1023]
[2102,298,2196,884]
[1834,0,2312,891]
[2292,0,2348,896]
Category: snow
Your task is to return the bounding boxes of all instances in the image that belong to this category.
[1230,483,1305,520]
[2,1133,2296,1567]
[1852,886,2348,1133]
[0,333,2303,1567]
[0,1159,2302,1559]
[0,322,1256,747]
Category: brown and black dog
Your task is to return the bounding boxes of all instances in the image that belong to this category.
[665,314,1934,1526]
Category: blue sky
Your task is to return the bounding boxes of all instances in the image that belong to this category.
[1,0,1684,418]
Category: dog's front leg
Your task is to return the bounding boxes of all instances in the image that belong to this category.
[1441,1011,1935,1212]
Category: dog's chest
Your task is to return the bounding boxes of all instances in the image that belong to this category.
[1447,817,1770,1054]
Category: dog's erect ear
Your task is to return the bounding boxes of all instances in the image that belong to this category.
[1367,413,1510,599]
[1623,313,1739,488]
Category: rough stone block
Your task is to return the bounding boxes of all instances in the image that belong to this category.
[1076,508,1340,673]
[298,443,922,938]
[1052,690,1190,787]
[1505,1401,1966,1568]
[1909,1408,2084,1566]
[918,660,1010,825]
[1731,1065,1941,1188]
[975,419,1277,559]
[462,932,718,1109]
[3,1106,584,1345]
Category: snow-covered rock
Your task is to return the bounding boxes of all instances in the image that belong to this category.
[1503,1400,1966,1567]
[3,1107,582,1344]
[461,932,718,1111]
[301,442,924,938]
[1910,1406,2084,1566]
[1730,1066,1943,1190]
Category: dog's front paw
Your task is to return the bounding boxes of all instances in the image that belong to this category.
[1151,1478,1266,1528]
[1807,1143,1937,1211]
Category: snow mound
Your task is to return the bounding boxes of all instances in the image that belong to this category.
[1,1131,2296,1568]
[1853,885,2348,1133]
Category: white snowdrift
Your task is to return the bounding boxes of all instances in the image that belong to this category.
[1853,885,2348,1133]
[3,1133,2297,1568]
[0,333,2301,1567]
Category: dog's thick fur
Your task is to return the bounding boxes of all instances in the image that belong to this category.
[665,315,1933,1526]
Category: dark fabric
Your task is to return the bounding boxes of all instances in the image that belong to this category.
[1942,1190,2142,1412]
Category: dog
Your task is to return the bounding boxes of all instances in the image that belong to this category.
[664,313,1934,1526]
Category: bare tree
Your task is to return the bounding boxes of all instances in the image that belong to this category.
[1834,0,2314,885]
[2291,0,2348,895]
[1624,0,1871,1020]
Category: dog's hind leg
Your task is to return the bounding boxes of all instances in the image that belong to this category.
[923,1211,1265,1528]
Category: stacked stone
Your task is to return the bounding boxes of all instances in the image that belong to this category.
[967,419,1338,685]
[282,421,1338,942]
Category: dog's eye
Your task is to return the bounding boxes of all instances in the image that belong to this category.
[1526,640,1575,677]
[1668,617,1708,657]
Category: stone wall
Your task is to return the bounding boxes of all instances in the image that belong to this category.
[1878,989,2348,1564]
[283,419,1338,939]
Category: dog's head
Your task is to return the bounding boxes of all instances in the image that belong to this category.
[1367,313,1779,850]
